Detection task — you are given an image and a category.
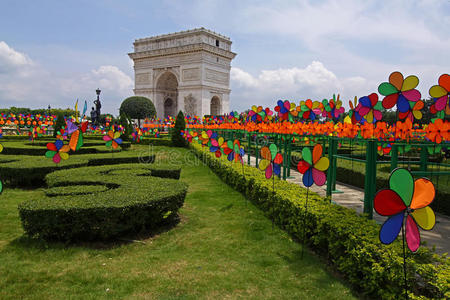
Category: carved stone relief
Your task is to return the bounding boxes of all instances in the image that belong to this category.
[184,94,197,116]
[182,68,200,81]
[205,68,229,85]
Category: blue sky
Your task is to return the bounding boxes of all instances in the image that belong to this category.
[0,0,449,114]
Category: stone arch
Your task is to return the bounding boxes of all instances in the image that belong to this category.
[164,98,176,118]
[156,71,178,118]
[156,71,178,91]
[184,94,196,117]
[210,96,221,116]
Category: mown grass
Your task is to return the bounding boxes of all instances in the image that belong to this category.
[0,145,356,299]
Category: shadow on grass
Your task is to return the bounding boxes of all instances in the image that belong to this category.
[6,215,181,251]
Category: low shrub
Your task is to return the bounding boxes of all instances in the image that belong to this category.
[19,164,186,241]
[140,137,172,147]
[0,152,155,187]
[191,143,449,300]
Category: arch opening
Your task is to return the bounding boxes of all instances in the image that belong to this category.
[210,96,221,116]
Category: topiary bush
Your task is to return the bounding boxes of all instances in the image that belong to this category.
[0,152,154,187]
[119,96,156,128]
[18,164,186,241]
[171,110,186,147]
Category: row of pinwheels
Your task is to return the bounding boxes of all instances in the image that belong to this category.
[45,120,123,164]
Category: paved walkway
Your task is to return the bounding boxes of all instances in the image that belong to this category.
[247,156,450,254]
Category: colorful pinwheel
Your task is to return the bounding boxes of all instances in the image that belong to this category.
[358,93,383,124]
[132,128,142,143]
[297,144,329,187]
[45,140,70,164]
[374,168,436,252]
[209,136,226,158]
[330,94,345,119]
[274,100,299,122]
[103,130,123,149]
[259,144,283,179]
[378,71,421,113]
[399,99,424,123]
[67,120,88,151]
[300,99,321,121]
[429,74,450,119]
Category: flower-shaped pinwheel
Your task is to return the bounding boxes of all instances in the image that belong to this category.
[248,106,272,122]
[429,74,450,119]
[259,144,283,179]
[321,99,332,119]
[233,139,245,163]
[330,94,345,119]
[399,99,424,123]
[297,144,329,187]
[45,140,70,164]
[132,128,142,143]
[210,136,226,158]
[358,93,383,124]
[275,100,300,122]
[378,71,421,113]
[347,96,361,125]
[374,168,436,252]
[300,99,321,121]
[103,130,123,149]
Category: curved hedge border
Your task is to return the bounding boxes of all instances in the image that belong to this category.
[19,164,186,241]
[0,153,155,187]
[191,143,449,300]
[0,141,131,156]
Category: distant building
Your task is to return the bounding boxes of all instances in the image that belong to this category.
[128,28,236,118]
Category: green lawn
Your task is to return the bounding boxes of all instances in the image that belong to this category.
[0,145,356,299]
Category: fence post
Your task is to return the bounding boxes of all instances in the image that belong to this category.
[363,140,377,219]
[247,131,251,165]
[283,134,287,180]
[287,135,292,177]
[420,146,428,172]
[390,144,398,173]
[255,133,259,169]
[326,137,337,198]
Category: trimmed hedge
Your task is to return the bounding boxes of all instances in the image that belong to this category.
[19,164,186,241]
[191,143,449,300]
[0,153,155,187]
[140,137,172,147]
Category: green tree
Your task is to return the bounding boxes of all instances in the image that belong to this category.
[171,110,186,147]
[119,96,156,128]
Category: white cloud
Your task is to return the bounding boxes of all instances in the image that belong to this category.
[0,41,33,73]
[231,61,374,111]
[0,41,133,114]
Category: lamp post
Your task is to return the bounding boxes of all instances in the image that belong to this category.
[47,105,51,115]
[94,88,102,124]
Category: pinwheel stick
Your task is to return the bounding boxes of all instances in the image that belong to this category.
[272,168,275,230]
[401,218,408,300]
[301,187,309,259]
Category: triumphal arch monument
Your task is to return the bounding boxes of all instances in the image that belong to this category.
[128,28,236,118]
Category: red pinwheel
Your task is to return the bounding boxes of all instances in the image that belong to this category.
[374,168,436,252]
[297,144,329,187]
[45,140,70,164]
[378,71,421,113]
